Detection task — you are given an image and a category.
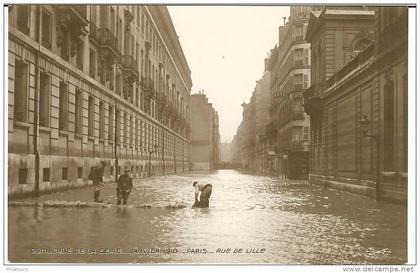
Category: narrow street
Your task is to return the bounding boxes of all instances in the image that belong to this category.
[9,170,406,264]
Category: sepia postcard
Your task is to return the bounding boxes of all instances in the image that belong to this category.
[2,2,417,273]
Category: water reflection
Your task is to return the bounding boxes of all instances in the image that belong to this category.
[9,170,406,264]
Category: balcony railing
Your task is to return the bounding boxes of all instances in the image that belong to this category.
[156,92,168,106]
[121,55,138,74]
[303,84,322,116]
[55,5,88,27]
[98,28,119,56]
[265,121,277,135]
[291,111,305,121]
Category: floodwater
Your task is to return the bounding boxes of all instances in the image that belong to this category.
[8,170,407,264]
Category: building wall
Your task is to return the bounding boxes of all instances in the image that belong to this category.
[304,7,407,202]
[190,93,220,170]
[264,6,312,178]
[8,5,192,197]
[220,141,232,162]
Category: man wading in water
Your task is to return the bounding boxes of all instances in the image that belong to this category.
[192,181,212,208]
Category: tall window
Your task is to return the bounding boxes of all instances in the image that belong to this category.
[14,60,28,122]
[303,126,309,140]
[141,10,144,35]
[116,73,121,95]
[110,7,115,34]
[135,118,139,148]
[88,96,94,136]
[303,74,309,89]
[39,72,50,127]
[129,115,133,146]
[136,42,139,64]
[115,110,120,142]
[294,48,304,66]
[41,10,52,49]
[304,48,309,65]
[89,49,96,78]
[99,101,104,139]
[135,86,139,107]
[123,113,127,145]
[294,74,303,90]
[383,80,395,171]
[17,5,30,34]
[140,121,144,148]
[90,5,97,24]
[108,106,114,141]
[141,49,144,77]
[76,41,84,70]
[294,24,303,41]
[118,19,122,52]
[136,7,140,26]
[75,89,82,134]
[59,81,68,130]
[99,6,107,28]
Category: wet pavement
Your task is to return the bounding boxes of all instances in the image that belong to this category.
[8,170,407,264]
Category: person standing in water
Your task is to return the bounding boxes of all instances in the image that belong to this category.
[192,181,212,208]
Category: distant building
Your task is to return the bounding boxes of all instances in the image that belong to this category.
[220,141,232,162]
[232,58,271,172]
[304,7,407,202]
[190,92,220,170]
[8,5,192,197]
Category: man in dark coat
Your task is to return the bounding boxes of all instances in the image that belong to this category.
[192,181,212,208]
[88,160,107,203]
[116,167,133,205]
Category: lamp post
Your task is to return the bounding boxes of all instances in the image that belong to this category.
[360,115,381,199]
[149,143,158,177]
[282,154,289,179]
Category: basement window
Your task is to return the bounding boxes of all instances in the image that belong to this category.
[18,168,28,184]
[43,168,50,182]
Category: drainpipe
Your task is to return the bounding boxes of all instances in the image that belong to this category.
[33,6,41,196]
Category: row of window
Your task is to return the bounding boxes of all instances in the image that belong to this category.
[14,5,190,129]
[272,47,310,89]
[13,60,184,150]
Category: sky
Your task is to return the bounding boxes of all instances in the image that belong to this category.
[168,6,290,142]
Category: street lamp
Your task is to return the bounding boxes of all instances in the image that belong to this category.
[360,115,381,199]
[148,143,158,177]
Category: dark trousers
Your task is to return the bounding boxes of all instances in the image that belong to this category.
[116,188,131,205]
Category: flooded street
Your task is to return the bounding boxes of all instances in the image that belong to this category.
[8,170,407,264]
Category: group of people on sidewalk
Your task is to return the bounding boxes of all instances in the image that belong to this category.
[88,161,212,208]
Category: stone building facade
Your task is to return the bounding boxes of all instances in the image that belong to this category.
[304,7,408,202]
[219,141,232,163]
[264,6,312,179]
[190,92,220,170]
[8,5,192,197]
[232,66,271,172]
